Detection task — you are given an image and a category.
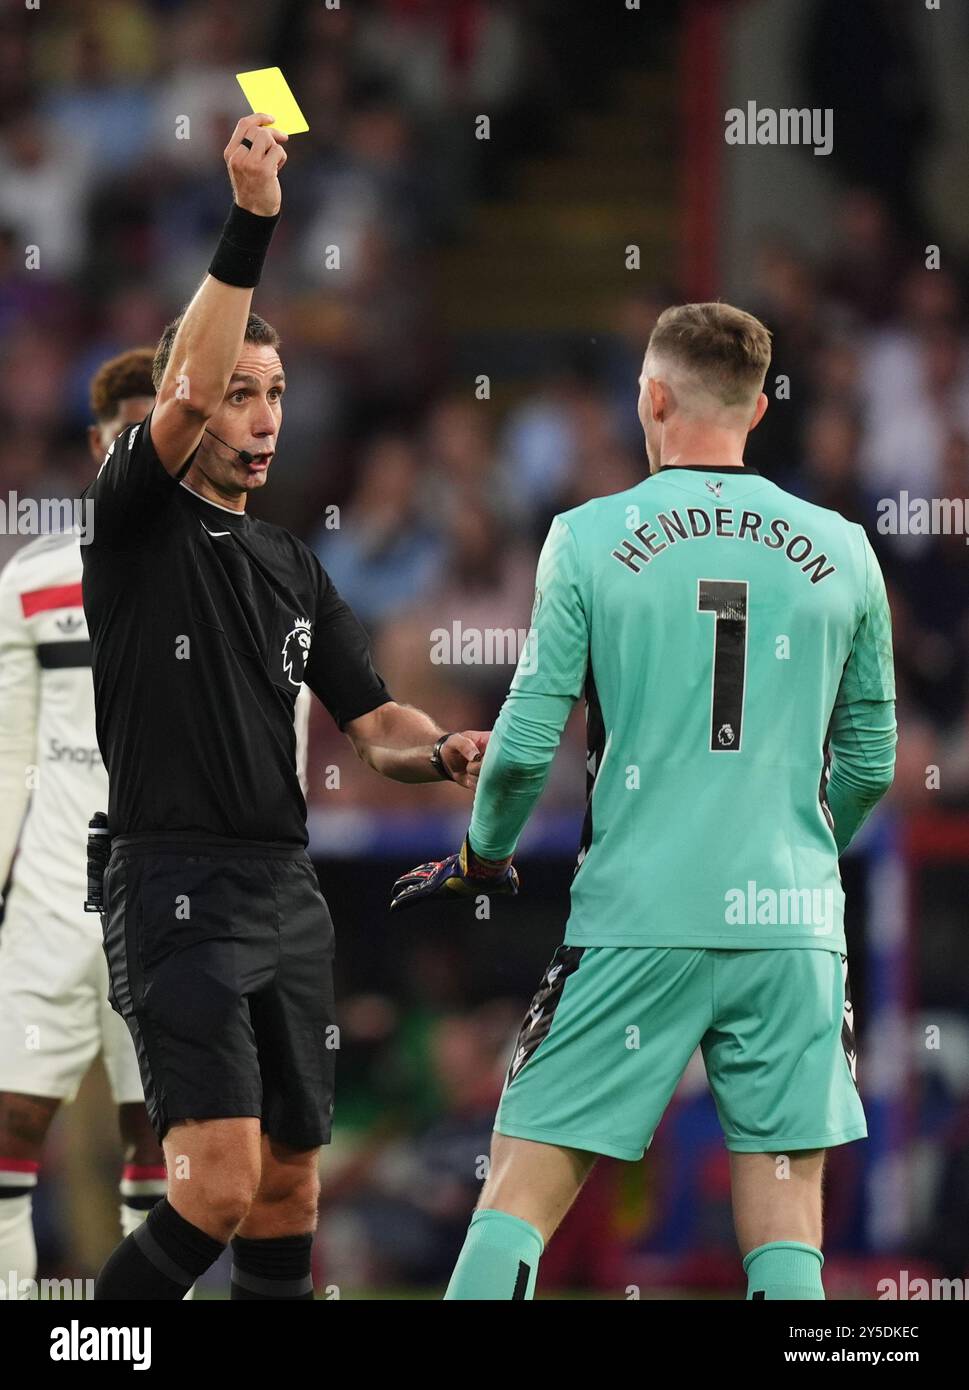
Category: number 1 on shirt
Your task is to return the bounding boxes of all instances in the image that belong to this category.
[698,579,748,752]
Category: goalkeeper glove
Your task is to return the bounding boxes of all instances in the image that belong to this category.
[389,836,519,913]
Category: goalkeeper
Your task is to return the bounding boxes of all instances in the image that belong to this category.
[391,301,896,1301]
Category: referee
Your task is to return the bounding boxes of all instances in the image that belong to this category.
[85,115,487,1301]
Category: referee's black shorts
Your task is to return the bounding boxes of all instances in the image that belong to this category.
[101,834,335,1150]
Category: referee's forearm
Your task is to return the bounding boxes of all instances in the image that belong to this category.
[357,743,448,783]
[349,701,445,782]
[158,274,255,419]
[159,204,280,419]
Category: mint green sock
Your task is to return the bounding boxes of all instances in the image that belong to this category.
[744,1241,825,1299]
[444,1209,544,1300]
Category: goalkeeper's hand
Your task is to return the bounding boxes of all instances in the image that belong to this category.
[389,836,519,913]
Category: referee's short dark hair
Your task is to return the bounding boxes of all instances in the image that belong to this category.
[152,311,281,390]
[90,347,156,422]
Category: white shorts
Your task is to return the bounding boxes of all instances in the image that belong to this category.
[0,882,144,1105]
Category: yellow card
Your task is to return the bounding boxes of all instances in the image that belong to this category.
[235,67,309,135]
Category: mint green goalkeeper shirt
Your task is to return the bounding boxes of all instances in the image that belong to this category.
[467,465,897,951]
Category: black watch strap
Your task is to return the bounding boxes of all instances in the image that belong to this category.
[430,732,457,782]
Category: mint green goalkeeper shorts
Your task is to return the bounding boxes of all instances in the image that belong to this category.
[495,945,866,1159]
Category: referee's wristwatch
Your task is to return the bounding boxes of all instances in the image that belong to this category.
[430,732,458,782]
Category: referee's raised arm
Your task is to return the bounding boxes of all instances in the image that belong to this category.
[150,114,288,476]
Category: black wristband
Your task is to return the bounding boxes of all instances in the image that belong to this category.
[208,203,280,288]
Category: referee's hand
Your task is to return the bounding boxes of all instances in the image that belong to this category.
[440,730,490,790]
[224,115,288,218]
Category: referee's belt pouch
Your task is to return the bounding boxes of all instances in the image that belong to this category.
[84,811,113,915]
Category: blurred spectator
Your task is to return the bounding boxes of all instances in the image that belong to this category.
[148,4,255,175]
[0,112,91,276]
[860,277,969,496]
[499,370,588,528]
[377,502,536,711]
[744,239,825,487]
[41,10,156,175]
[800,402,868,523]
[356,0,526,114]
[822,190,910,327]
[599,288,671,452]
[313,433,445,627]
[420,393,502,514]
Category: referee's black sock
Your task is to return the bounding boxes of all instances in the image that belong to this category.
[93,1198,225,1300]
[230,1232,315,1300]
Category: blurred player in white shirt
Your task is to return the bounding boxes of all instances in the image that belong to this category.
[0,348,309,1294]
[0,350,162,1294]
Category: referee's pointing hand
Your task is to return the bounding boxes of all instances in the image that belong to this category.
[224,114,288,218]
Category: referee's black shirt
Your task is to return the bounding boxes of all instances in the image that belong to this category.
[81,410,392,844]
